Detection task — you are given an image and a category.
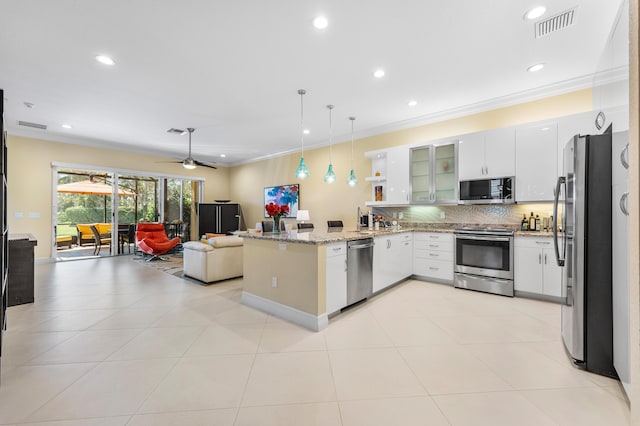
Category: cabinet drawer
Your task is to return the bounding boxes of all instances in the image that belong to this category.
[514,236,553,249]
[414,248,453,262]
[415,240,452,252]
[413,232,453,243]
[326,242,347,257]
[414,259,453,281]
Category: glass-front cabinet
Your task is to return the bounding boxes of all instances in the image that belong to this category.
[410,141,458,204]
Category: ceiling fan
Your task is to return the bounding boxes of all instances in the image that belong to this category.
[163,127,217,170]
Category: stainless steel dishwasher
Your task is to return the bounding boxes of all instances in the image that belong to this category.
[346,238,374,305]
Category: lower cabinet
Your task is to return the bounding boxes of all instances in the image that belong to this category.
[373,233,412,293]
[413,232,454,282]
[325,242,347,314]
[514,236,561,297]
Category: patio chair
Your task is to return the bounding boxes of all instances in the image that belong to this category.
[89,225,112,255]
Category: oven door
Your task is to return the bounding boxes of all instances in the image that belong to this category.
[454,234,513,280]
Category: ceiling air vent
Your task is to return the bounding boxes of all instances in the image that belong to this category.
[17,120,47,130]
[167,128,187,135]
[535,8,576,38]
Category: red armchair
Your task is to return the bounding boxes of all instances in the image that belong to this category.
[135,223,181,261]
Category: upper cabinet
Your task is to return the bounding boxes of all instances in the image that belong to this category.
[458,128,515,181]
[410,141,458,204]
[515,123,558,202]
[365,146,410,205]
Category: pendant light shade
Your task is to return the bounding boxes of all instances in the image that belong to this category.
[347,116,358,187]
[323,104,336,184]
[294,89,309,179]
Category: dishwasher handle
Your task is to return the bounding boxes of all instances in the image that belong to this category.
[348,239,374,249]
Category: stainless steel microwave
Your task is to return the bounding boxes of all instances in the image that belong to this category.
[459,176,514,204]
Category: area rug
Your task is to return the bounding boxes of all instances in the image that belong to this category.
[132,253,184,278]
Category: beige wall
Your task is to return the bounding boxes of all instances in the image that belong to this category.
[229,89,593,231]
[7,135,230,258]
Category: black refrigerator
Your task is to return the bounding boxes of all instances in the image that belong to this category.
[553,125,616,378]
[197,203,243,236]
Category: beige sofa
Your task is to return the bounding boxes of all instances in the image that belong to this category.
[183,236,243,283]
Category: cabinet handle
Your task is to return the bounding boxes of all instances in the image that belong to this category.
[620,192,629,216]
[429,253,439,257]
[535,241,550,246]
[404,242,410,246]
[621,144,630,169]
[429,236,439,239]
[429,267,439,271]
[344,259,347,272]
[544,253,547,264]
[428,244,439,248]
[333,247,342,252]
[538,253,542,264]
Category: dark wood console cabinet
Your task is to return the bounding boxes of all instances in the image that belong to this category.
[8,234,37,306]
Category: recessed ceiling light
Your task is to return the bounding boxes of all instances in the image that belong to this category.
[408,100,418,107]
[220,154,226,158]
[373,69,385,78]
[95,55,115,66]
[313,16,328,29]
[303,129,310,135]
[61,124,73,129]
[525,6,546,20]
[527,63,545,72]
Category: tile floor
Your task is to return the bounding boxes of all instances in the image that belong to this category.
[0,256,630,425]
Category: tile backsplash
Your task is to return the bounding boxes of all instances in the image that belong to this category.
[372,203,558,226]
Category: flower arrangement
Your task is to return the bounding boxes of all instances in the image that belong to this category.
[265,202,290,218]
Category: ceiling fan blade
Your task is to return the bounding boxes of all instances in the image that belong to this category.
[155,160,183,164]
[194,160,217,169]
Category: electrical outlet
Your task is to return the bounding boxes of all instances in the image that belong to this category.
[398,212,403,219]
[392,212,398,219]
[440,211,446,219]
[272,277,277,288]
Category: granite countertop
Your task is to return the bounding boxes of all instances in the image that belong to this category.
[515,230,556,238]
[240,228,414,245]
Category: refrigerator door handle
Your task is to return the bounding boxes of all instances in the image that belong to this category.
[553,176,565,267]
[620,192,629,216]
[620,144,629,169]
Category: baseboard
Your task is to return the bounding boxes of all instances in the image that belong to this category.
[241,291,328,332]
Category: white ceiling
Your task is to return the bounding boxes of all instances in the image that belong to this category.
[0,0,625,167]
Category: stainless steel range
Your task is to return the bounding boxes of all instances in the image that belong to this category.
[453,227,514,297]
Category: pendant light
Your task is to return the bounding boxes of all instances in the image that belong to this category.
[294,89,310,179]
[323,104,336,184]
[347,116,358,187]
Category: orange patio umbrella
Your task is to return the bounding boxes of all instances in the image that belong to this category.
[57,180,136,196]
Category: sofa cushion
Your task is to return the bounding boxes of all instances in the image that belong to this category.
[183,241,214,252]
[207,236,243,248]
[205,233,225,239]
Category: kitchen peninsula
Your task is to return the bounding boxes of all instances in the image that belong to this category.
[240,228,412,331]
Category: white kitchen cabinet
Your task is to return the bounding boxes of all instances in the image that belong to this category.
[514,237,561,297]
[325,242,347,314]
[458,128,515,181]
[413,232,453,282]
[365,147,410,205]
[515,123,558,202]
[612,131,630,392]
[411,141,458,204]
[373,233,412,292]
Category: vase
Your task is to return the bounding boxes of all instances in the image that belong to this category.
[272,216,281,234]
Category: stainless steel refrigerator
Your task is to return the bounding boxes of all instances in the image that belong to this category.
[553,126,617,378]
